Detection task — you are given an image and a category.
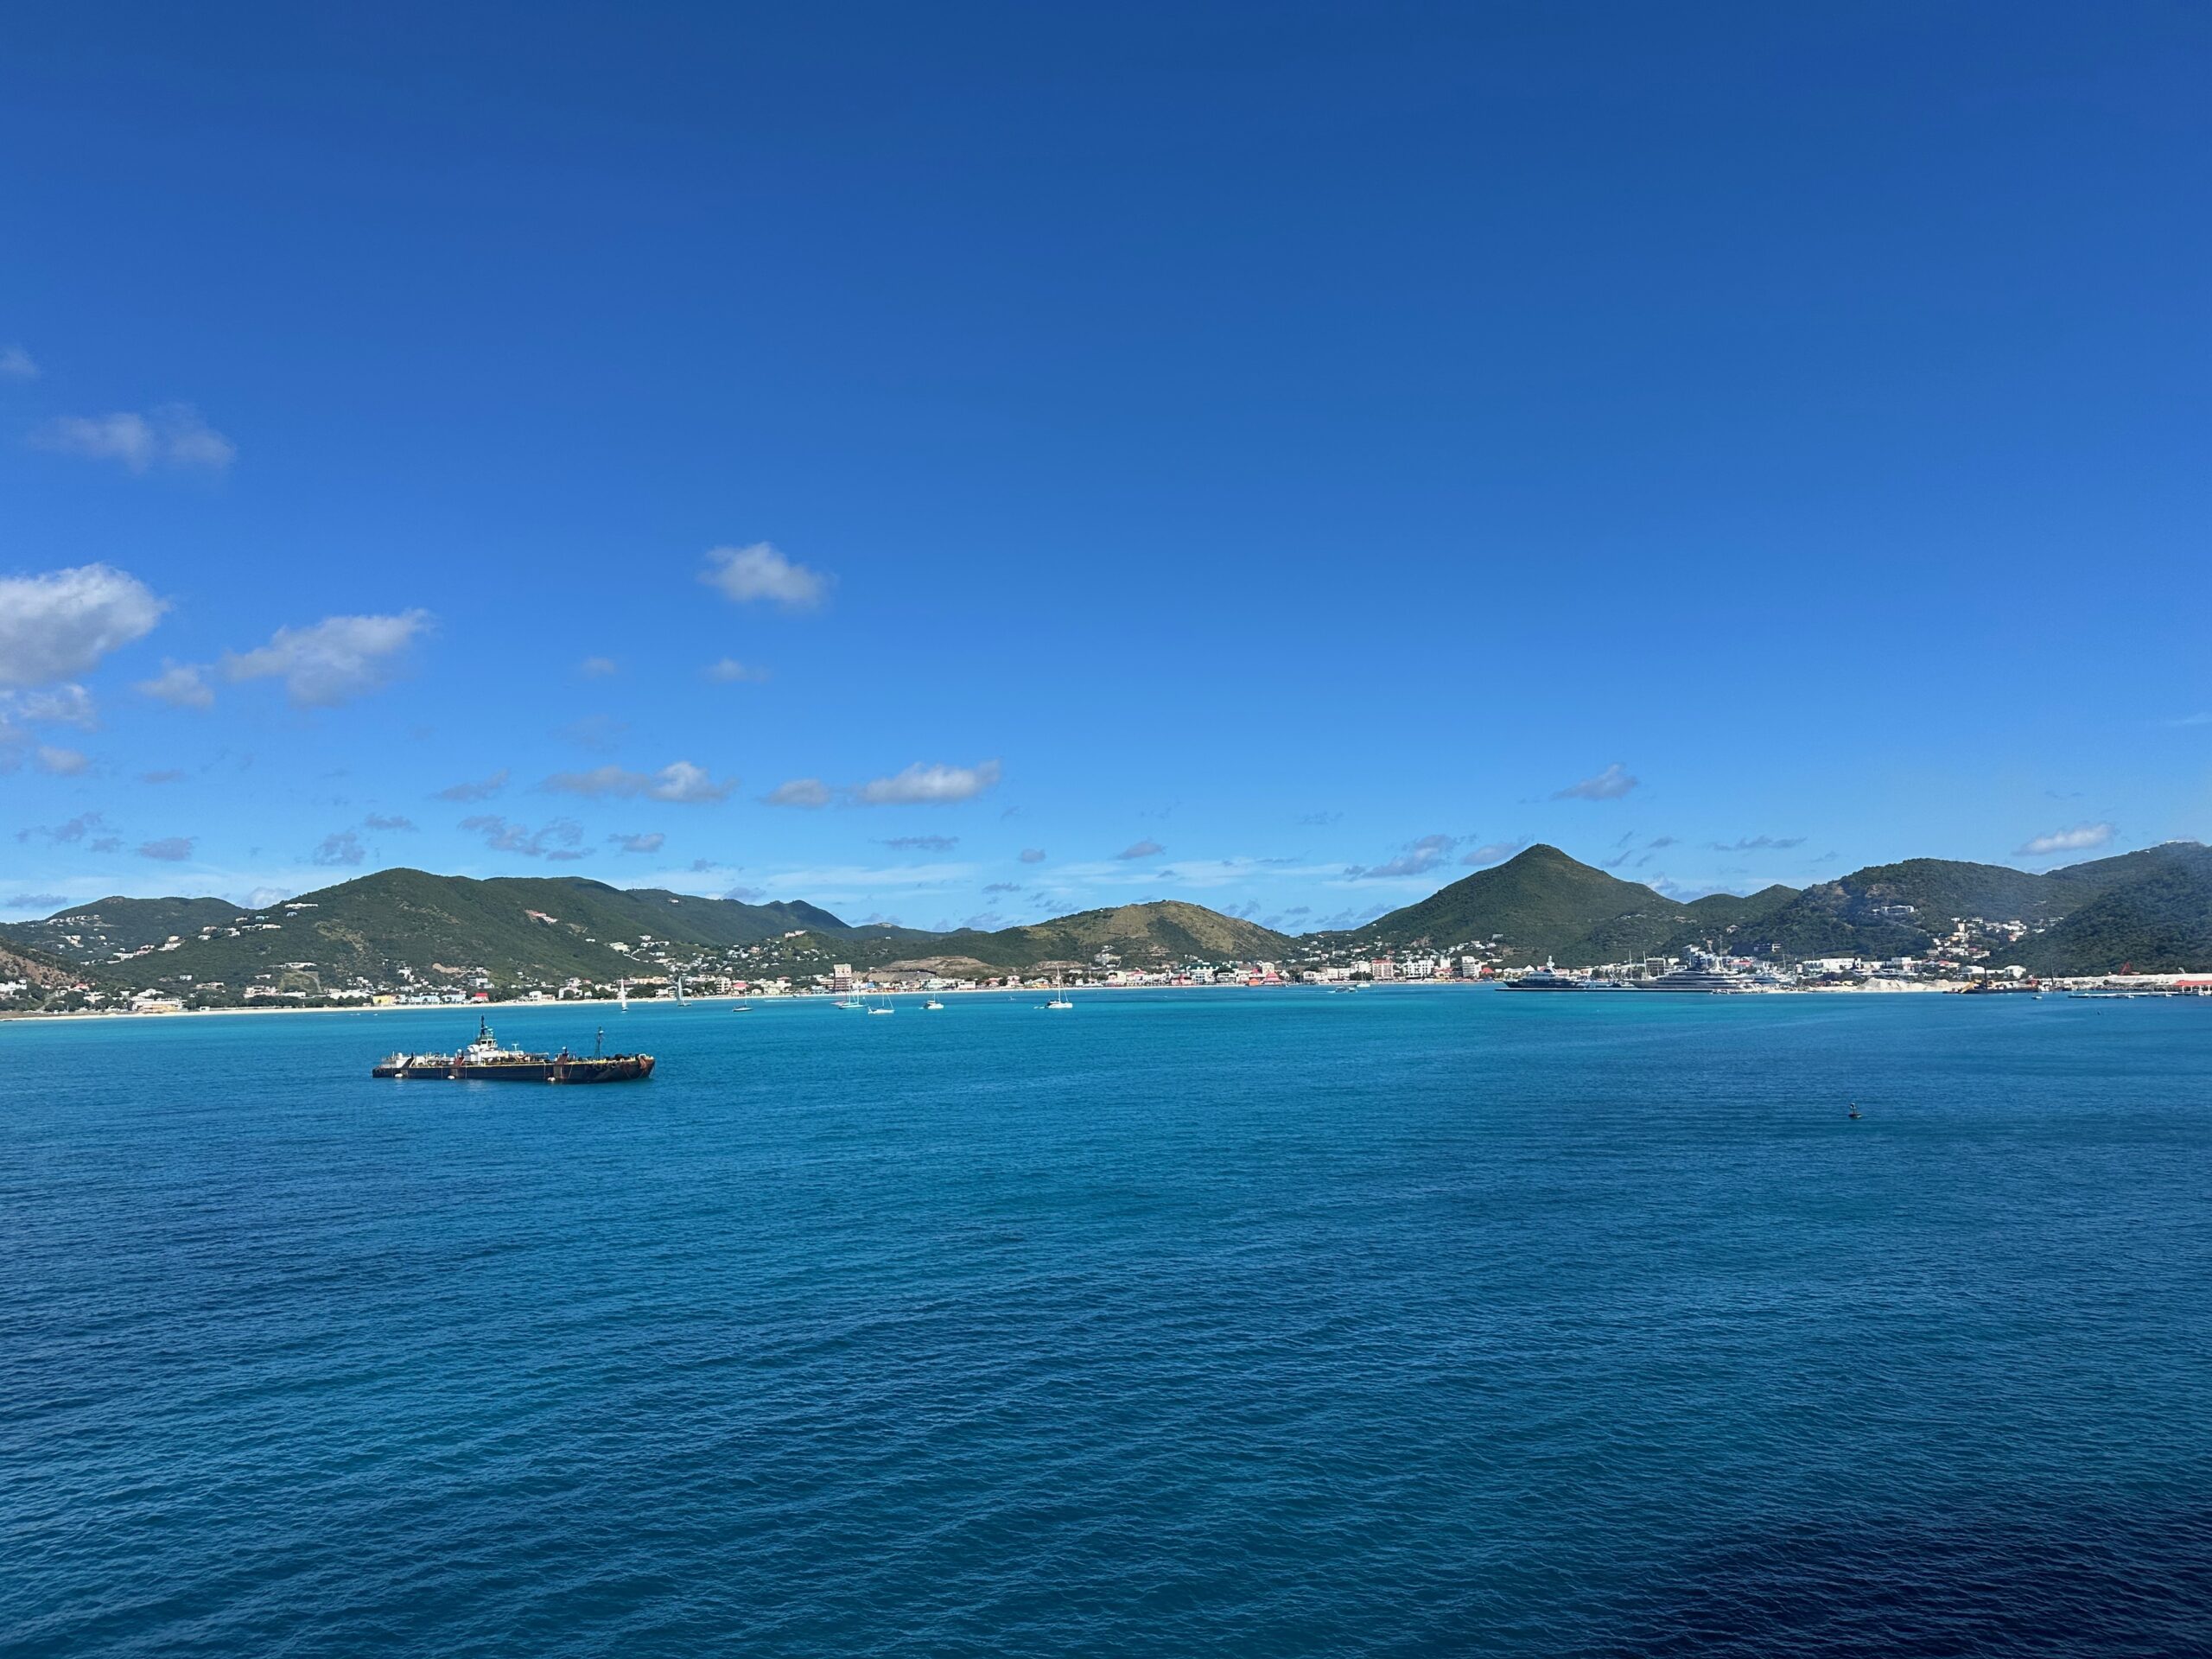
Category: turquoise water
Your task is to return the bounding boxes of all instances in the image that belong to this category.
[5,988,2211,1656]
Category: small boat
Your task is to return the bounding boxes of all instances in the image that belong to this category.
[1041,991,1074,1010]
[731,1001,751,1013]
[834,997,864,1010]
[1847,1103,1861,1120]
[868,996,895,1015]
[924,998,944,1010]
[618,977,628,1011]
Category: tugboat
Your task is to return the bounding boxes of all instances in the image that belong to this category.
[372,1019,654,1084]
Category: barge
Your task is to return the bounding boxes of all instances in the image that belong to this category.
[372,1019,654,1084]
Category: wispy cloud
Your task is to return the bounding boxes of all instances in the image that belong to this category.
[880,835,958,852]
[34,745,87,775]
[704,658,770,683]
[557,714,627,753]
[17,811,107,845]
[982,880,1021,893]
[1348,833,1455,880]
[0,345,38,381]
[135,662,213,709]
[138,836,195,861]
[701,542,827,609]
[4,892,65,911]
[224,611,429,707]
[764,778,831,809]
[435,769,509,803]
[313,829,365,867]
[2017,822,2114,857]
[1708,836,1805,852]
[461,815,589,861]
[543,760,734,804]
[0,564,165,689]
[6,683,99,728]
[34,404,235,474]
[364,813,415,831]
[1019,848,1046,863]
[578,656,618,678]
[1554,762,1638,801]
[608,831,665,855]
[1117,838,1166,860]
[141,768,186,785]
[1463,838,1529,867]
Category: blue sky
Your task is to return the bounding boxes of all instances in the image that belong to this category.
[3,2,2207,931]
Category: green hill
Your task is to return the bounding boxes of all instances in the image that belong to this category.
[0,936,106,1010]
[1325,842,2212,972]
[2,896,250,966]
[2004,847,2212,974]
[868,900,1290,973]
[1319,845,1701,965]
[92,869,871,998]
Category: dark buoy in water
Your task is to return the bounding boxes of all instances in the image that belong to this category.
[1847,1103,1861,1120]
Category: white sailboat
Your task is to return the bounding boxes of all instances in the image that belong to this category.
[618,976,628,1011]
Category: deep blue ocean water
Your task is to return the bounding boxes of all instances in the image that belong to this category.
[4,988,2211,1657]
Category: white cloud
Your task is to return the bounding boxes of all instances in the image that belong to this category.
[138,836,195,861]
[2017,822,2114,857]
[222,610,429,707]
[609,832,665,855]
[701,542,828,608]
[363,813,415,831]
[704,658,770,683]
[34,744,88,775]
[136,661,213,709]
[1019,847,1046,863]
[648,761,734,804]
[1117,838,1166,860]
[34,404,235,474]
[765,777,831,809]
[879,835,957,852]
[852,759,1001,805]
[0,563,165,687]
[5,683,99,728]
[435,768,508,803]
[1554,763,1639,801]
[0,345,37,380]
[542,760,734,804]
[578,656,618,677]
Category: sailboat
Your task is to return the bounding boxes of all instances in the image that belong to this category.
[923,997,944,1011]
[618,977,628,1011]
[675,974,688,1008]
[868,995,895,1015]
[1041,981,1074,1010]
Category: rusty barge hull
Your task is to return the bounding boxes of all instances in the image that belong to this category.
[372,1057,654,1083]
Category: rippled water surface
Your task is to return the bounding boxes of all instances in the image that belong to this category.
[6,988,2212,1656]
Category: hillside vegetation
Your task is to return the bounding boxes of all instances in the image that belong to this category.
[875,901,1290,972]
[1335,842,2212,971]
